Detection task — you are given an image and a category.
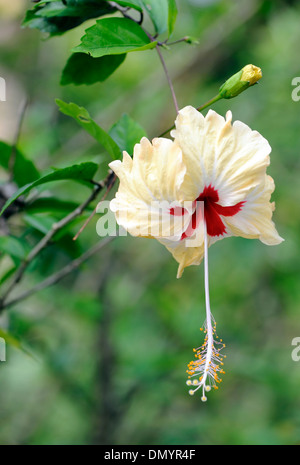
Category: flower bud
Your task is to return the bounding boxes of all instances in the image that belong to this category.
[218,64,262,99]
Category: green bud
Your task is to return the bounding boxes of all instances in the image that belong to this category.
[218,64,262,99]
[184,36,200,45]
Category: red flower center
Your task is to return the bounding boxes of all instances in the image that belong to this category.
[170,185,244,239]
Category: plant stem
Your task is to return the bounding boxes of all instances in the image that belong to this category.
[156,45,179,114]
[159,94,222,137]
[0,174,114,311]
[73,173,116,241]
[197,94,222,113]
[1,237,114,310]
[164,37,191,46]
[109,1,179,115]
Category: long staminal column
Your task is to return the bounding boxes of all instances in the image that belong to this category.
[186,218,226,401]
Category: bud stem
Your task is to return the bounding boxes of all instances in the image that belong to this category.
[159,94,222,137]
[197,94,222,113]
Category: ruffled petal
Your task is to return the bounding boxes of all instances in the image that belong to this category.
[214,114,272,205]
[172,106,272,206]
[159,223,227,278]
[223,175,284,245]
[171,106,226,197]
[159,229,205,278]
[109,137,192,240]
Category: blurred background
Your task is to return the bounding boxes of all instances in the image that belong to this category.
[0,0,299,445]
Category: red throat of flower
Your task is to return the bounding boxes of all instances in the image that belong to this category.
[171,185,245,239]
[198,185,244,237]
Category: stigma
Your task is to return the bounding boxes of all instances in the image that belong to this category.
[186,321,226,400]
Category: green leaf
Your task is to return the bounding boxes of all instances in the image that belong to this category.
[0,141,40,187]
[0,327,36,360]
[116,0,171,36]
[56,99,121,160]
[109,114,147,154]
[0,266,17,287]
[24,214,57,236]
[73,17,157,58]
[61,53,126,86]
[23,213,83,257]
[115,0,142,10]
[23,213,79,244]
[0,162,98,217]
[25,197,84,214]
[0,235,29,264]
[139,0,169,35]
[22,0,116,37]
[168,0,178,36]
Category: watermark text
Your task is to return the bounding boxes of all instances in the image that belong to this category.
[291,77,300,102]
[0,77,6,102]
[291,337,300,362]
[96,200,205,247]
[0,337,6,362]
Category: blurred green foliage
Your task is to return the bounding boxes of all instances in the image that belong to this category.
[0,0,300,446]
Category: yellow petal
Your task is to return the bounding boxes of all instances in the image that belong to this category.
[241,64,262,85]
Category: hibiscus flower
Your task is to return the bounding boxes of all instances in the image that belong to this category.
[110,106,282,276]
[109,106,283,399]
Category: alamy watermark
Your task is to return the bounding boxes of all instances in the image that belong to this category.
[96,200,205,246]
[0,337,6,362]
[0,76,6,102]
[291,337,300,362]
[291,77,300,102]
